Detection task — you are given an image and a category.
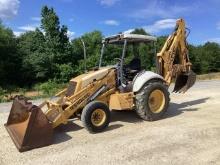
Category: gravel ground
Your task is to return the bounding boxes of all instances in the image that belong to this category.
[0,80,220,165]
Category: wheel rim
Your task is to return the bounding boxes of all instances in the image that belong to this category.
[91,109,106,127]
[148,89,165,113]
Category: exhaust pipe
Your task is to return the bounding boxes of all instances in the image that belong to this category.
[4,96,53,152]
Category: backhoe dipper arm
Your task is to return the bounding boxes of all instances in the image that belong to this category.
[157,18,196,92]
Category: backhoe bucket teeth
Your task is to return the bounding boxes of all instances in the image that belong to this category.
[4,96,53,152]
[173,71,196,93]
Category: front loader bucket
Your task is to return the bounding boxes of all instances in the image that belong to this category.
[4,96,53,152]
[173,71,196,93]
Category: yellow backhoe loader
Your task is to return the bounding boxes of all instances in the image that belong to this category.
[5,18,196,152]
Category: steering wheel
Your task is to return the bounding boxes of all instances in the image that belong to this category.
[114,58,122,63]
[113,58,122,68]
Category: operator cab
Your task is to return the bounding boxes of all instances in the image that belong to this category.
[99,33,157,92]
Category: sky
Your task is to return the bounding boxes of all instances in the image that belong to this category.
[0,0,220,45]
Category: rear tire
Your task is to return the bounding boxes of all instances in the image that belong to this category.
[81,101,110,133]
[135,80,170,121]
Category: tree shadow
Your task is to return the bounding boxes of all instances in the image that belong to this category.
[111,97,210,123]
[164,97,210,119]
[52,97,209,144]
[53,121,124,143]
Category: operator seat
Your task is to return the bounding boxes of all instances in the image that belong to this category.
[119,57,142,93]
[128,57,141,71]
[126,57,141,81]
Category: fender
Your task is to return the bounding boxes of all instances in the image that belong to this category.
[132,71,165,92]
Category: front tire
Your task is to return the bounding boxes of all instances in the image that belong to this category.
[81,101,111,133]
[135,80,170,121]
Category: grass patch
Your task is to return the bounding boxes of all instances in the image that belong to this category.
[0,72,220,103]
[0,81,67,103]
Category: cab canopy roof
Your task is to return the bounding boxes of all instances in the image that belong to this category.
[103,33,157,44]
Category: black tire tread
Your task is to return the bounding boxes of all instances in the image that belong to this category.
[81,101,110,133]
[135,80,170,121]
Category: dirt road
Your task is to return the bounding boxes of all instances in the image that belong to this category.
[0,80,220,165]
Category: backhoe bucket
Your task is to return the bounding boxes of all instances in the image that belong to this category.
[4,96,53,152]
[173,71,196,93]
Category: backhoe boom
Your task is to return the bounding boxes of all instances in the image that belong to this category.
[157,18,196,92]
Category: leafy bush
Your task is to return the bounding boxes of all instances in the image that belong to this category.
[37,80,66,96]
[56,63,75,82]
[18,88,27,95]
[0,87,7,102]
[38,80,60,96]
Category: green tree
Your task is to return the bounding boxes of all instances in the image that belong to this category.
[1,5,220,92]
[188,44,202,73]
[201,42,220,73]
[0,22,21,86]
[71,30,103,74]
[131,28,156,70]
[131,28,148,35]
[17,29,46,84]
[40,6,73,82]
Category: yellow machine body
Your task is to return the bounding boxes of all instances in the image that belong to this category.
[5,18,196,152]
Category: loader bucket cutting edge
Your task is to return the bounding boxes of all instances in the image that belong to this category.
[173,70,196,93]
[4,96,53,152]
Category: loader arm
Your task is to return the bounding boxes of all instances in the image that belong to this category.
[4,69,117,152]
[157,18,196,92]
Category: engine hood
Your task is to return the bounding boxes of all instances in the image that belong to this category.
[70,67,114,89]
